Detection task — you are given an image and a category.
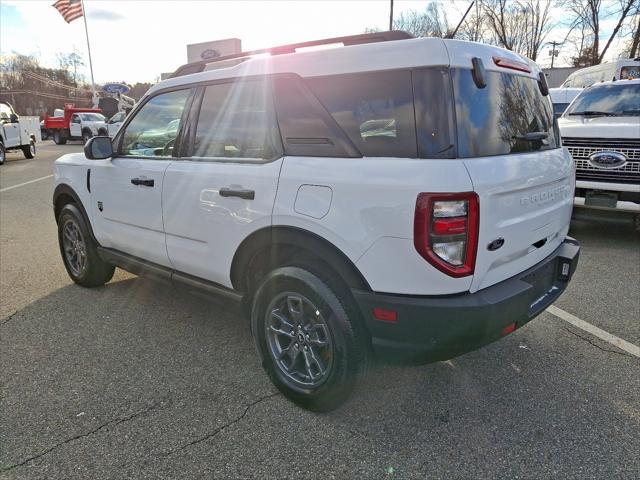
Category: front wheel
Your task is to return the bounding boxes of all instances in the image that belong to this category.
[82,130,93,144]
[22,141,35,159]
[58,204,114,287]
[0,143,5,165]
[251,266,371,412]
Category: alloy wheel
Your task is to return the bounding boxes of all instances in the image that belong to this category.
[62,219,87,277]
[265,292,334,388]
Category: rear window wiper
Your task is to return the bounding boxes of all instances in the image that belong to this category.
[512,132,549,141]
[566,111,618,117]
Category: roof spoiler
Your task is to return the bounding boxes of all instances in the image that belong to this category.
[170,30,413,78]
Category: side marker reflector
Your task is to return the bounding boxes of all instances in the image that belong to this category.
[502,322,517,336]
[373,308,398,323]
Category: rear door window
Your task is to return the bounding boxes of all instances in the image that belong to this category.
[306,70,417,158]
[193,79,282,161]
[452,69,559,158]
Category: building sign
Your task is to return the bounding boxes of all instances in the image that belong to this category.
[187,38,241,63]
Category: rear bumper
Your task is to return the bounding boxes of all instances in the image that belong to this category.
[352,237,580,361]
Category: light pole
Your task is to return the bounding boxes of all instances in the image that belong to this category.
[389,0,394,31]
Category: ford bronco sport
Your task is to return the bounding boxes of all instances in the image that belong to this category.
[53,32,580,411]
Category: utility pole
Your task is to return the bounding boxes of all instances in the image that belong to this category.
[548,40,561,69]
[389,0,394,31]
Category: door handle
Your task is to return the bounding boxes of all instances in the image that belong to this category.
[219,187,255,200]
[131,178,154,187]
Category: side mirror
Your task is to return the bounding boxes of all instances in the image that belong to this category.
[84,136,113,160]
[9,113,19,123]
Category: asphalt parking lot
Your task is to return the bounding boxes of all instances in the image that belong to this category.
[1,142,639,479]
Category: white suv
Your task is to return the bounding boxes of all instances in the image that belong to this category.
[558,79,640,215]
[53,32,580,411]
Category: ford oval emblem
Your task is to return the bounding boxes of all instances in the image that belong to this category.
[588,151,627,169]
[487,238,505,251]
[200,48,220,60]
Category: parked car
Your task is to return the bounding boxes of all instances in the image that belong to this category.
[561,58,640,88]
[106,111,126,137]
[44,104,107,144]
[53,32,580,411]
[559,79,640,216]
[0,101,40,164]
[549,87,582,117]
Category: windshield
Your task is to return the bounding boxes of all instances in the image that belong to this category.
[566,83,640,116]
[80,113,105,122]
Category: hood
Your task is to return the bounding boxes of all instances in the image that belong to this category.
[558,115,640,139]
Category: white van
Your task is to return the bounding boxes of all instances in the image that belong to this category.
[549,87,583,117]
[53,32,580,411]
[561,58,640,88]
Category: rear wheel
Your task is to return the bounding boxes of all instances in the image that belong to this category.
[22,141,35,159]
[58,204,114,287]
[53,131,67,145]
[0,143,5,165]
[251,266,371,412]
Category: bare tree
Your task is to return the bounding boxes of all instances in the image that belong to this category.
[565,0,639,65]
[630,14,640,56]
[481,0,555,60]
[392,2,454,38]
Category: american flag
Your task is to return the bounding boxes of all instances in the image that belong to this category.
[52,0,84,23]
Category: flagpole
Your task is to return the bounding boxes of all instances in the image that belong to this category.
[80,0,97,106]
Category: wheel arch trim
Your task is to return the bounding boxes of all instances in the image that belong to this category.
[230,225,372,293]
[53,183,99,245]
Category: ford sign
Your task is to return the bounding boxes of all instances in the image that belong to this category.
[588,151,627,169]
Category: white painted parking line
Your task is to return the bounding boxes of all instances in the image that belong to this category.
[547,304,640,358]
[0,175,53,193]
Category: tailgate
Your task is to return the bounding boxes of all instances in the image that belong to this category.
[448,62,575,293]
[466,148,574,292]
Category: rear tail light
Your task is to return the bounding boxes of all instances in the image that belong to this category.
[414,192,479,278]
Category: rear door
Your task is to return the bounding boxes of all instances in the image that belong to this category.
[90,88,193,266]
[162,77,283,287]
[449,66,574,292]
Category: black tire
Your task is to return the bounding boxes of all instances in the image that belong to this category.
[57,203,114,287]
[251,266,371,412]
[22,141,35,159]
[0,142,5,165]
[53,131,67,145]
[82,130,92,144]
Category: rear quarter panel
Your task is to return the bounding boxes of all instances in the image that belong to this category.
[273,156,475,295]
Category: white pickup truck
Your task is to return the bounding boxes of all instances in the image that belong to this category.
[558,79,640,217]
[0,102,40,165]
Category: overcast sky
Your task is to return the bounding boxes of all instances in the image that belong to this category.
[0,0,633,84]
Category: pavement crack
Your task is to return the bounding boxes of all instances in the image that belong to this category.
[1,399,170,472]
[563,326,634,359]
[0,311,18,326]
[164,392,280,456]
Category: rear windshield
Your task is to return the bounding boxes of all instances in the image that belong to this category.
[452,69,559,157]
[565,83,640,116]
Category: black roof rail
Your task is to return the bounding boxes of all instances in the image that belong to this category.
[171,30,413,78]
